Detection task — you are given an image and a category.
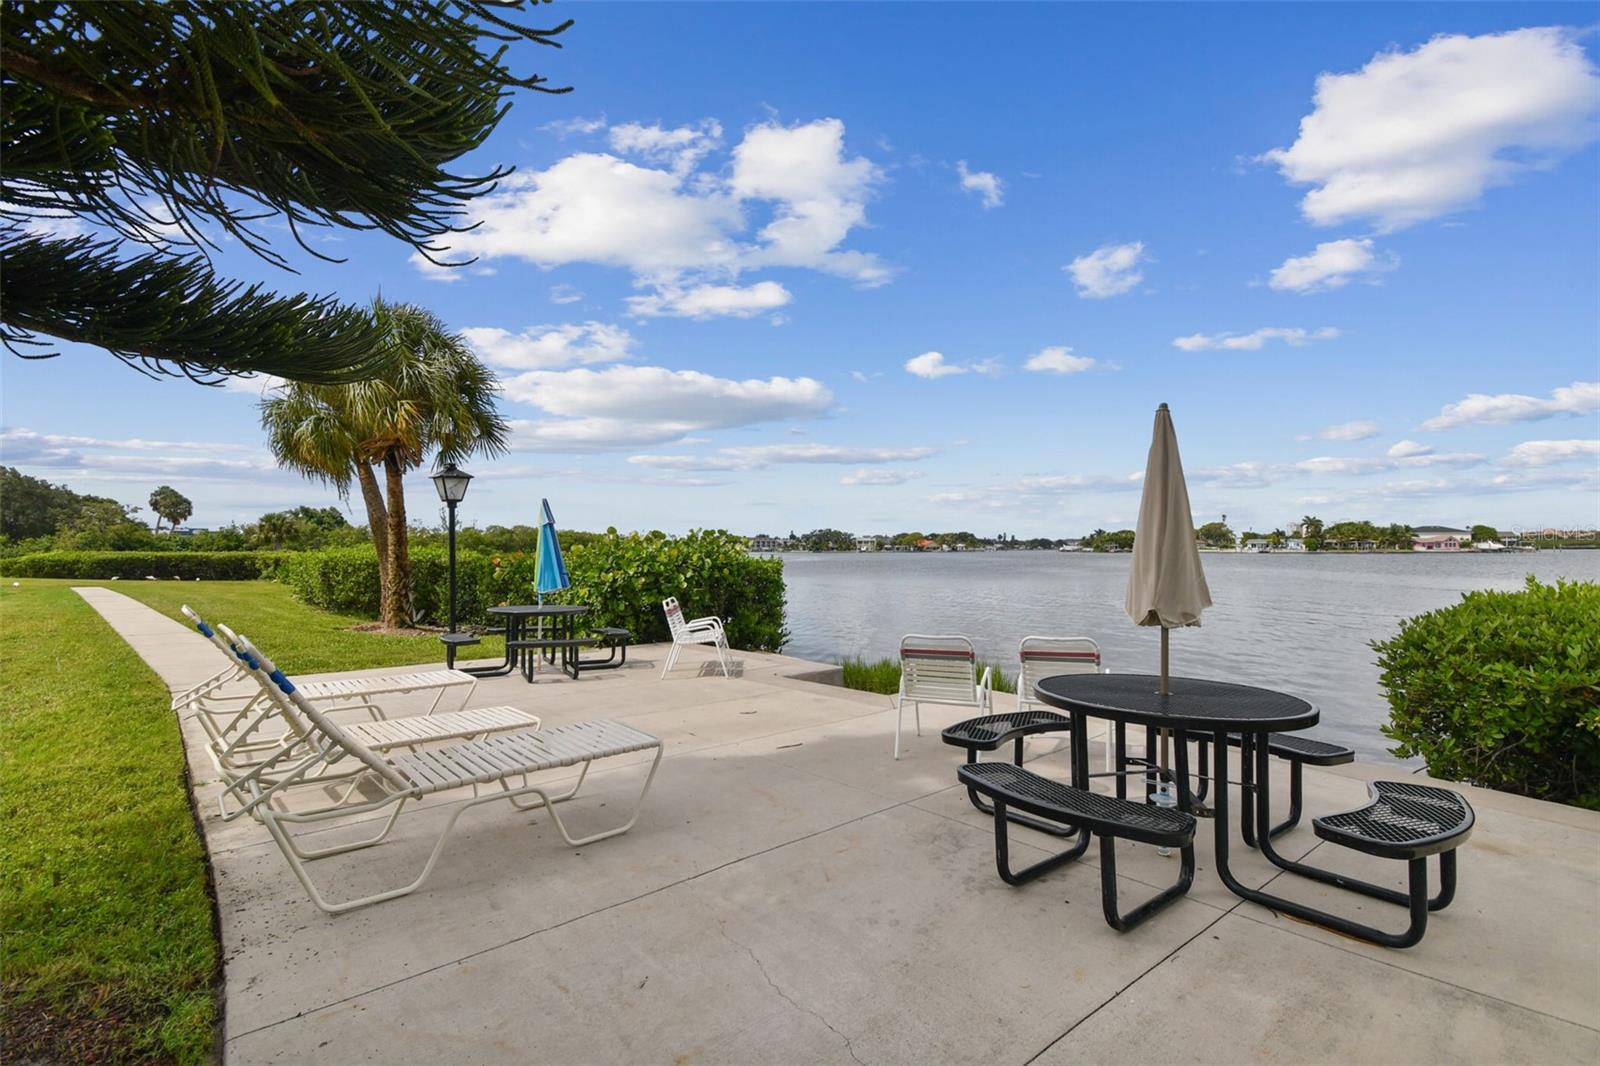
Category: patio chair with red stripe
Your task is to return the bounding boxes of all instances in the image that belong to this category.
[1016,636,1108,766]
[894,634,992,759]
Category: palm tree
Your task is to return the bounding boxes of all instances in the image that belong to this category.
[263,299,508,628]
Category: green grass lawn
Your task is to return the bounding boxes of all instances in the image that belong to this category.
[72,578,506,675]
[0,582,219,1064]
[1,578,501,1064]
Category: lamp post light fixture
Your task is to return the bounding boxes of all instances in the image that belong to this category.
[431,462,473,665]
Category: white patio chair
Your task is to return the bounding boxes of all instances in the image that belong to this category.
[660,596,731,679]
[893,634,993,759]
[225,634,663,914]
[1015,636,1107,765]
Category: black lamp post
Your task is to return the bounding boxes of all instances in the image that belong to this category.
[431,462,473,663]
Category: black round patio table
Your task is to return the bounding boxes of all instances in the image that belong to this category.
[1031,672,1322,913]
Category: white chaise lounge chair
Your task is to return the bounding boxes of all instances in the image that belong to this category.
[225,634,664,914]
[893,634,993,759]
[660,596,731,678]
[204,623,542,792]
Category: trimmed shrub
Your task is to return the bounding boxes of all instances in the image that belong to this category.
[1374,578,1600,809]
[275,545,494,625]
[0,550,286,580]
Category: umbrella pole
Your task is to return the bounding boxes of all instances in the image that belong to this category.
[1158,627,1170,787]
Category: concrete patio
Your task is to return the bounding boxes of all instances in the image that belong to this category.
[78,586,1600,1065]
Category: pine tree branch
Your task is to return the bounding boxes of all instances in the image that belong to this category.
[0,233,389,383]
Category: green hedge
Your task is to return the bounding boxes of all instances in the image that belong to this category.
[1374,578,1600,809]
[0,550,287,580]
[274,530,788,651]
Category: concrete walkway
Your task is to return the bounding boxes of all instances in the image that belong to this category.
[76,587,1600,1065]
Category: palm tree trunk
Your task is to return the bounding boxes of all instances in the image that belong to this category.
[380,450,411,629]
[354,461,390,590]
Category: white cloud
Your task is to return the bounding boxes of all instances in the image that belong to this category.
[608,119,723,175]
[1066,241,1146,298]
[1174,326,1339,352]
[1263,28,1600,231]
[628,443,934,472]
[409,251,469,283]
[1421,381,1600,430]
[1387,439,1433,458]
[1295,451,1484,475]
[956,161,1004,208]
[426,118,891,290]
[461,322,635,370]
[0,426,273,482]
[626,280,792,319]
[219,373,287,396]
[904,351,967,379]
[1268,238,1396,293]
[1023,346,1098,375]
[730,118,891,284]
[502,366,832,451]
[548,284,583,304]
[1502,439,1600,467]
[1295,419,1379,442]
[541,115,607,137]
[841,467,924,486]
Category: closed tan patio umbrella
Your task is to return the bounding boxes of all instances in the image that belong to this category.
[1126,403,1212,781]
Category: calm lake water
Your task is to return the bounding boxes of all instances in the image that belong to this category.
[778,550,1600,761]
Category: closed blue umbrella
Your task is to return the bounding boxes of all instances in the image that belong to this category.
[535,498,570,603]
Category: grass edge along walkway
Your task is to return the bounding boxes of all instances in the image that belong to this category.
[1,583,219,1065]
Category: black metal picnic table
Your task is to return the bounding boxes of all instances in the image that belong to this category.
[466,604,593,681]
[1028,673,1395,927]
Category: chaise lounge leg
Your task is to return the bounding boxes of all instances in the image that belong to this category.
[1097,834,1196,931]
[989,798,1090,885]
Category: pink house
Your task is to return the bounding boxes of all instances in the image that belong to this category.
[1413,534,1461,551]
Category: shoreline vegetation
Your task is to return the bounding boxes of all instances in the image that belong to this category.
[840,656,1018,697]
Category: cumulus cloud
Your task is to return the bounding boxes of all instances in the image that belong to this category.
[1296,419,1379,442]
[1387,439,1433,458]
[626,280,792,319]
[1066,241,1146,298]
[418,118,890,292]
[1294,451,1484,475]
[629,443,934,472]
[1173,326,1339,352]
[1263,28,1600,231]
[461,322,635,370]
[502,366,832,450]
[905,351,967,379]
[1502,439,1600,467]
[956,161,1004,208]
[1268,238,1397,293]
[1421,381,1600,430]
[1023,346,1098,375]
[0,426,273,481]
[608,119,723,174]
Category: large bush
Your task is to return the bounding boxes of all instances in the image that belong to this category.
[508,529,787,651]
[0,550,286,580]
[1374,578,1600,809]
[276,545,494,624]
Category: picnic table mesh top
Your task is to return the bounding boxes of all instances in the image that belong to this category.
[1031,673,1316,732]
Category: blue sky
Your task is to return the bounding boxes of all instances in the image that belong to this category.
[6,2,1599,537]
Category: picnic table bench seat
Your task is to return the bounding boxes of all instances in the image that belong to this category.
[1223,731,1356,840]
[958,761,1196,931]
[1261,779,1473,948]
[944,710,1077,837]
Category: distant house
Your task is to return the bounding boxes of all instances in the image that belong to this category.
[1282,537,1305,552]
[1413,533,1462,552]
[1241,539,1269,552]
[1413,525,1468,537]
[747,534,782,553]
[855,536,880,552]
[1498,530,1523,547]
[916,538,939,551]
